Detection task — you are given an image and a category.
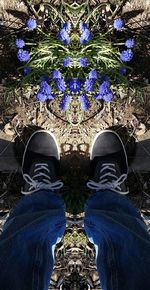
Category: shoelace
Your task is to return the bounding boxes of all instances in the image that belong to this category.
[22,163,63,195]
[87,163,128,195]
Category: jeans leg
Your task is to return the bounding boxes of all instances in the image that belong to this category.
[0,190,66,290]
[84,191,150,290]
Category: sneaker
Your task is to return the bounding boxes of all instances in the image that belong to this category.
[87,130,128,195]
[22,130,63,195]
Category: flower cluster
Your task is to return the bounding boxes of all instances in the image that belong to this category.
[57,22,70,45]
[16,11,136,114]
[60,94,72,110]
[78,94,91,110]
[26,18,37,30]
[119,67,126,75]
[36,81,54,102]
[113,18,124,30]
[67,78,83,94]
[24,66,31,75]
[95,81,113,102]
[120,49,133,62]
[125,38,135,48]
[79,57,88,67]
[112,18,135,63]
[17,49,30,62]
[16,18,37,66]
[16,39,25,48]
[79,22,93,45]
[62,57,71,67]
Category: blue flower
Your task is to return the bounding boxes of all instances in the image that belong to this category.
[78,94,91,111]
[79,57,88,67]
[93,93,101,99]
[59,94,72,111]
[103,92,113,102]
[89,69,98,80]
[24,66,31,75]
[119,67,126,75]
[17,49,30,62]
[52,70,62,80]
[113,18,124,30]
[40,81,52,95]
[26,18,37,30]
[95,92,113,102]
[120,49,133,62]
[57,29,70,45]
[47,93,55,100]
[41,75,50,82]
[84,79,95,92]
[36,92,47,102]
[80,29,93,45]
[98,80,110,94]
[125,38,135,48]
[63,22,71,32]
[98,81,113,102]
[36,81,54,102]
[101,75,109,82]
[62,57,71,67]
[16,38,25,48]
[79,22,88,32]
[56,79,66,92]
[68,78,83,94]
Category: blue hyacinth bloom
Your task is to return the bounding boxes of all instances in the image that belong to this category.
[80,28,93,45]
[62,57,71,67]
[89,69,98,80]
[125,38,135,48]
[94,93,102,100]
[79,57,88,67]
[56,79,66,92]
[68,78,83,94]
[84,78,95,92]
[119,67,126,75]
[47,93,55,100]
[103,92,113,102]
[24,66,31,75]
[57,29,70,45]
[40,81,52,95]
[98,80,110,94]
[17,49,30,62]
[113,18,124,30]
[63,22,71,32]
[52,70,62,80]
[78,94,91,111]
[16,38,25,48]
[79,22,88,32]
[95,91,113,102]
[36,92,47,102]
[36,81,54,102]
[101,75,109,82]
[26,18,37,30]
[120,49,133,62]
[98,81,113,102]
[60,94,72,111]
[41,75,50,82]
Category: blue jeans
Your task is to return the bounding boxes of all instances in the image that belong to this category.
[0,190,150,290]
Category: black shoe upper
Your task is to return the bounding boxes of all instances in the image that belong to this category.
[88,130,128,194]
[22,130,63,194]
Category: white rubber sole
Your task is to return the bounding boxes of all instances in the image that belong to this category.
[22,130,60,172]
[90,129,128,170]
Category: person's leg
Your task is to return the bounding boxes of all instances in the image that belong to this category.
[0,130,66,290]
[84,130,150,290]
